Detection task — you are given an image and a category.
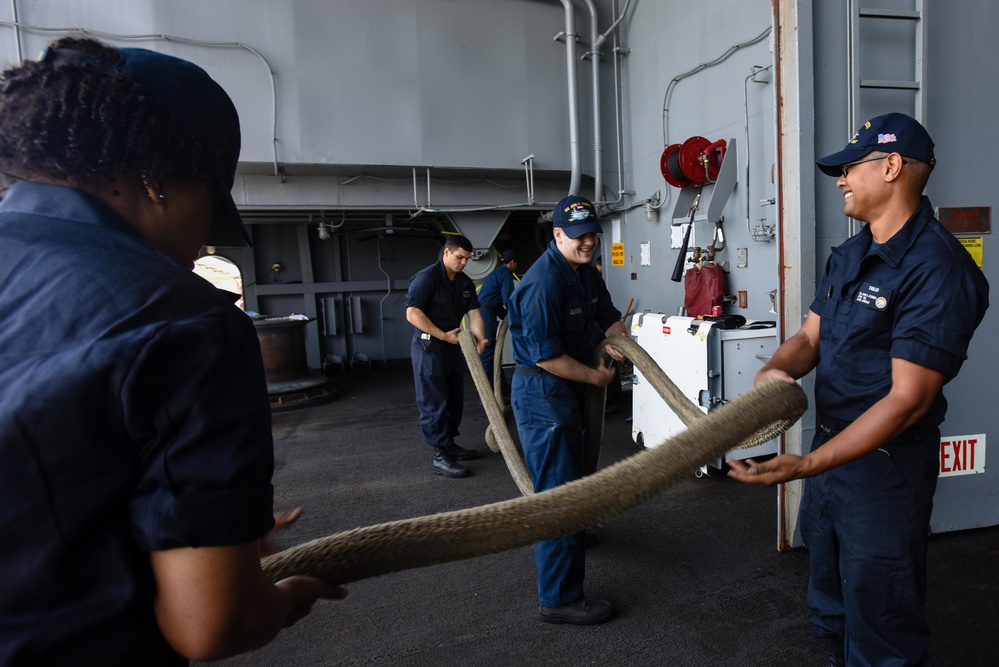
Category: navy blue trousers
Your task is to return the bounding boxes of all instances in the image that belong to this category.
[512,372,586,607]
[411,336,463,449]
[802,423,939,666]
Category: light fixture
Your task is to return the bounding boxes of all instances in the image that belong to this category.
[644,200,658,222]
[318,222,330,240]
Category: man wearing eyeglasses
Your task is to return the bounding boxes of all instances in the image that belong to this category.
[728,113,989,666]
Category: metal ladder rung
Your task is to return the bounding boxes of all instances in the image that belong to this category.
[860,79,921,90]
[859,8,920,20]
[847,0,926,237]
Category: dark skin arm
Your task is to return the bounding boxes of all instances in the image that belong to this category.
[152,508,345,661]
[151,543,347,661]
[754,310,822,386]
[727,310,945,485]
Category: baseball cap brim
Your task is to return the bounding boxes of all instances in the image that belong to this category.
[559,219,603,239]
[208,175,252,247]
[815,146,873,177]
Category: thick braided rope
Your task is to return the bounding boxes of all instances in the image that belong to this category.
[598,335,796,450]
[463,325,781,493]
[260,379,805,585]
[460,328,535,495]
[483,318,510,454]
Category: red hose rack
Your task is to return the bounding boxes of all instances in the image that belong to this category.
[659,136,727,188]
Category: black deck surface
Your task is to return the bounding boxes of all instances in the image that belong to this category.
[207,369,999,667]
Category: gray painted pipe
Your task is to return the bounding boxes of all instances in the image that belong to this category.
[554,0,581,196]
[582,0,603,203]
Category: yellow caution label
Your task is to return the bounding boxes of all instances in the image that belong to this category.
[611,243,625,267]
[959,237,983,268]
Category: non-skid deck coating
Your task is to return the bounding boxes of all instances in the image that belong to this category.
[207,369,999,667]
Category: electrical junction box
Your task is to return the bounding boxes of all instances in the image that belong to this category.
[631,314,778,474]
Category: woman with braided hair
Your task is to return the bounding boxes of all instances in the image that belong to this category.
[0,38,345,665]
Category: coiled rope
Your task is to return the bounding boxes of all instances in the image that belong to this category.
[260,329,805,586]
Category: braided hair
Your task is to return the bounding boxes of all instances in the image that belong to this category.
[0,37,218,193]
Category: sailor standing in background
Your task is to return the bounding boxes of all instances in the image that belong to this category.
[477,249,519,391]
[405,235,487,478]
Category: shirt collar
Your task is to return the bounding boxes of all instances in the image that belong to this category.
[869,196,935,267]
[547,239,577,277]
[547,239,592,297]
[0,181,140,240]
[839,195,934,268]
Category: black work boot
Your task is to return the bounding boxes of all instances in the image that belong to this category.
[432,449,469,478]
[444,442,480,461]
[539,597,614,625]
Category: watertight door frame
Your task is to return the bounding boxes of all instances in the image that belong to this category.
[773,0,817,551]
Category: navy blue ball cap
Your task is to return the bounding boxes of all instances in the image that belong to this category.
[41,44,251,248]
[816,112,936,177]
[552,195,602,239]
[500,249,518,262]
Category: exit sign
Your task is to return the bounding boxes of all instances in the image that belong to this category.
[939,433,986,477]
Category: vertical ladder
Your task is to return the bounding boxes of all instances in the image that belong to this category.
[845,0,926,234]
[847,0,927,127]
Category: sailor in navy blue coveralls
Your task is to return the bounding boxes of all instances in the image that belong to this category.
[477,249,518,387]
[0,40,344,663]
[805,193,987,666]
[727,113,988,666]
[508,195,626,625]
[405,237,486,477]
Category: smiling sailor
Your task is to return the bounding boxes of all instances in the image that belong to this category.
[507,195,628,626]
[727,113,989,666]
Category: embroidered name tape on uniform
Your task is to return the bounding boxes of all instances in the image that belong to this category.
[855,282,892,310]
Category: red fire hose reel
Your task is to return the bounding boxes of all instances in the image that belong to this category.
[659,136,727,188]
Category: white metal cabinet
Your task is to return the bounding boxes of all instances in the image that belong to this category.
[631,314,778,472]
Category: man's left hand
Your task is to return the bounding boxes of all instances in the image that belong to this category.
[726,455,809,486]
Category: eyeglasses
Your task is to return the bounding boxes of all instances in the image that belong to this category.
[840,155,889,177]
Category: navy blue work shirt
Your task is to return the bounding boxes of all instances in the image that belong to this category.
[478,264,516,310]
[509,240,621,367]
[810,196,989,425]
[0,182,275,665]
[404,258,479,335]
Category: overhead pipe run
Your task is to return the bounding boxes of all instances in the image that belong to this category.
[743,64,776,241]
[568,0,634,207]
[659,26,772,210]
[552,0,582,196]
[581,0,603,203]
[0,17,282,181]
[606,0,630,208]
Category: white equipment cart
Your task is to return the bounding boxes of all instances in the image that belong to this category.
[631,313,779,475]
